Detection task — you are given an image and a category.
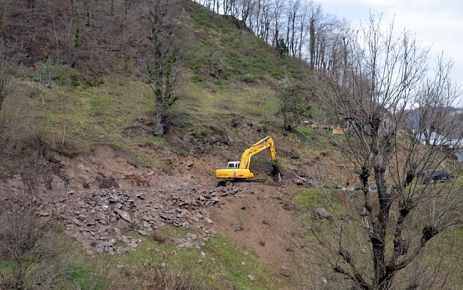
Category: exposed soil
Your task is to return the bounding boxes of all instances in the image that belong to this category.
[0,143,317,281]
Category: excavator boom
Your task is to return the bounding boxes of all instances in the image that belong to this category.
[239,136,277,170]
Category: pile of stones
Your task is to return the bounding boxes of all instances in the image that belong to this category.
[40,185,244,255]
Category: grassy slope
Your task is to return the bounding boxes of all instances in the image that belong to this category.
[0,3,311,289]
[2,1,315,169]
[2,1,463,289]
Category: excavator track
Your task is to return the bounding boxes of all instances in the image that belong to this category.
[217,178,267,187]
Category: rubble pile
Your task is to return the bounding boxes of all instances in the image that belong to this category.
[1,178,246,256]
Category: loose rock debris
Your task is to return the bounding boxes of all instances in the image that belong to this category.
[0,183,246,256]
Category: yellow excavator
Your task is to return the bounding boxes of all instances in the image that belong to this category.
[215,135,281,186]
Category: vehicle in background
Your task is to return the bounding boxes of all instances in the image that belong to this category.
[344,183,362,191]
[419,169,454,184]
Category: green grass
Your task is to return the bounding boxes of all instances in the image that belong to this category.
[2,0,309,164]
[0,260,13,277]
[202,233,279,290]
[7,76,161,164]
[295,188,343,212]
[66,265,109,290]
[43,226,285,290]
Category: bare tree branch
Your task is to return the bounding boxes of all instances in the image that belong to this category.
[314,14,463,290]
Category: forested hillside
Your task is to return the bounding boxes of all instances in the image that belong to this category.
[0,1,463,289]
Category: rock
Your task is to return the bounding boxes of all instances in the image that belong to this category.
[9,178,231,257]
[183,242,194,248]
[138,229,149,236]
[114,227,121,235]
[279,147,300,159]
[117,247,128,255]
[278,265,291,277]
[37,210,50,217]
[247,275,255,281]
[312,207,332,220]
[115,209,132,222]
[292,177,305,185]
[97,177,119,189]
[74,232,85,243]
[72,218,83,226]
[47,152,61,163]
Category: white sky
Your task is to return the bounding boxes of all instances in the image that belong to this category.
[321,0,463,93]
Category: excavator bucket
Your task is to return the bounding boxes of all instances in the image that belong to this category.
[272,163,282,182]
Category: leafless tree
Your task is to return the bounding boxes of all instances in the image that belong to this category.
[284,0,296,56]
[295,0,310,60]
[141,0,182,137]
[313,14,463,290]
[194,0,345,66]
[238,0,255,30]
[270,0,284,48]
[255,0,272,42]
[307,3,325,69]
[222,0,238,17]
[412,53,460,146]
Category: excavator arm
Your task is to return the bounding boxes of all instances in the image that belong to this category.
[238,136,277,170]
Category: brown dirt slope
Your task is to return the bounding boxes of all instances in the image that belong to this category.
[0,143,313,282]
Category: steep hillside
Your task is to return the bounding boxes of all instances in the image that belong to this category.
[0,0,331,186]
[0,0,342,289]
[3,1,462,289]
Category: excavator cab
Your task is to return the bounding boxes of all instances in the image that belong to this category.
[227,161,240,168]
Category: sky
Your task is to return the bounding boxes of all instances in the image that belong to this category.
[321,0,463,92]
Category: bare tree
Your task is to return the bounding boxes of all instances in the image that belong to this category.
[270,0,284,49]
[142,0,182,137]
[257,0,272,42]
[284,0,302,57]
[222,0,238,17]
[412,53,460,146]
[238,0,255,30]
[308,3,321,69]
[313,15,463,290]
[295,0,310,60]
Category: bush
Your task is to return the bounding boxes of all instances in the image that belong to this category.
[0,209,66,289]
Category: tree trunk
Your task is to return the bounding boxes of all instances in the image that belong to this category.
[153,118,165,137]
